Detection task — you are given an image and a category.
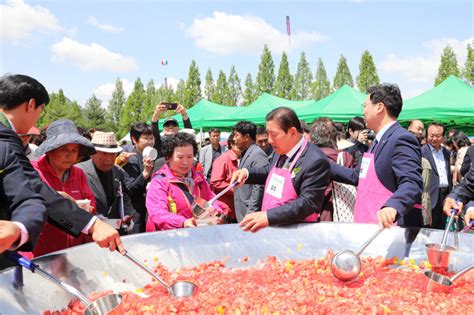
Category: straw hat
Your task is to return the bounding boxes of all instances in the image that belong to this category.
[90,131,123,153]
[35,119,95,157]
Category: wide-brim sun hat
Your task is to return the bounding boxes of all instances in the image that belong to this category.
[90,131,123,153]
[35,119,96,157]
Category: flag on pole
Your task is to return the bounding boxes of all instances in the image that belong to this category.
[286,16,291,36]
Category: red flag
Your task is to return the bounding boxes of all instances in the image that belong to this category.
[286,16,291,36]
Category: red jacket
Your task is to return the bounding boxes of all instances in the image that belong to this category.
[28,155,96,257]
[210,150,239,218]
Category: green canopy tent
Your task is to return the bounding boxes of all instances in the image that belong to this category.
[157,99,245,130]
[217,93,316,127]
[297,85,367,123]
[399,76,474,133]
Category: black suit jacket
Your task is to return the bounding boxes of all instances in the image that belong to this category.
[121,145,148,215]
[460,146,474,177]
[0,122,93,236]
[330,122,423,227]
[0,142,46,249]
[246,141,331,225]
[449,160,474,206]
[421,144,452,208]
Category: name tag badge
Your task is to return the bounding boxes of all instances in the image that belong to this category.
[266,173,285,199]
[359,157,371,179]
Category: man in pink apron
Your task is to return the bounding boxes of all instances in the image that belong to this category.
[330,83,423,228]
[231,107,331,232]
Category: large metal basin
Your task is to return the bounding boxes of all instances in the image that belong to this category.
[1,223,473,314]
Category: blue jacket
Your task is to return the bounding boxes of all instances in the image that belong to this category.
[330,122,423,227]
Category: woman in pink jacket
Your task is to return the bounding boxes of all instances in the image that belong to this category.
[146,132,230,231]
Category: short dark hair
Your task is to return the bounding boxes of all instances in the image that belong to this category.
[256,126,267,135]
[130,122,153,143]
[232,121,257,141]
[366,83,402,118]
[427,121,445,136]
[209,128,221,135]
[227,132,235,148]
[162,132,198,159]
[266,107,303,133]
[408,120,422,129]
[347,116,365,132]
[311,117,337,149]
[453,132,471,148]
[300,120,310,133]
[0,74,49,110]
[334,122,346,140]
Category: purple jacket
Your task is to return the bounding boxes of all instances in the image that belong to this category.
[146,163,230,231]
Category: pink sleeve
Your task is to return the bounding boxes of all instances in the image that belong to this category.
[200,177,231,215]
[210,156,229,192]
[146,177,187,230]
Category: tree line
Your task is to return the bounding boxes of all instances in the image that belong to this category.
[39,43,474,138]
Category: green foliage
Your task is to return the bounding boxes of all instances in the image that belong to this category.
[227,65,242,106]
[333,54,354,89]
[292,52,313,100]
[173,79,186,104]
[142,79,157,121]
[273,52,293,99]
[183,60,201,108]
[82,94,108,131]
[356,50,380,92]
[118,77,145,137]
[463,42,474,85]
[39,89,69,128]
[204,69,215,101]
[243,73,256,105]
[256,44,275,96]
[435,45,460,86]
[312,58,331,100]
[68,101,83,127]
[107,79,126,133]
[212,70,229,105]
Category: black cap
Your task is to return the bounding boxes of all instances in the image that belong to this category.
[163,117,179,126]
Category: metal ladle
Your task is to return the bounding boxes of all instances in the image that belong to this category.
[425,209,457,270]
[121,251,196,298]
[425,264,473,293]
[331,227,386,281]
[6,252,122,315]
[192,181,239,218]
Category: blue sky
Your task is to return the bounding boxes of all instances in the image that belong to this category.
[1,0,473,107]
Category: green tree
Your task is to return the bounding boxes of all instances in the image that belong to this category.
[227,65,242,106]
[107,79,126,133]
[118,77,145,137]
[255,44,275,95]
[212,70,229,105]
[183,60,201,108]
[312,58,331,100]
[333,54,354,89]
[435,45,460,86]
[39,89,69,127]
[273,52,293,99]
[356,50,380,92]
[463,42,474,84]
[292,52,313,100]
[204,69,215,101]
[82,94,107,131]
[243,73,256,105]
[68,101,83,127]
[173,79,186,104]
[142,79,156,121]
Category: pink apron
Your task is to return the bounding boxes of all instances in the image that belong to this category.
[354,152,422,224]
[354,152,393,223]
[261,140,318,222]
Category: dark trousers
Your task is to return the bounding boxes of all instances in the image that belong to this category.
[431,187,449,230]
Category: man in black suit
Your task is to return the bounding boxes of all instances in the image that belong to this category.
[231,107,331,232]
[330,83,423,228]
[444,160,474,226]
[0,74,125,253]
[0,142,46,269]
[422,122,452,229]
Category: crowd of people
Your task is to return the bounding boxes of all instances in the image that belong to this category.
[1,74,473,270]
